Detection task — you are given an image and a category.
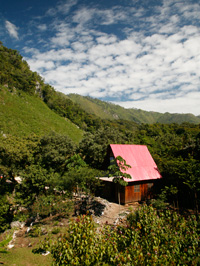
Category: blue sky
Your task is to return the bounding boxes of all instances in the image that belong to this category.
[1,0,200,115]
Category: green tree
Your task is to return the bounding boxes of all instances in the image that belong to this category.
[108,156,131,206]
[179,158,200,214]
[162,157,200,213]
[0,134,39,180]
[0,195,12,233]
[15,164,58,207]
[37,132,76,173]
[58,168,101,196]
[79,127,127,169]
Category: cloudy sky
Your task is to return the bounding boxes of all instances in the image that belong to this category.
[1,0,200,115]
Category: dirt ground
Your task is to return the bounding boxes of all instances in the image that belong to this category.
[93,199,139,225]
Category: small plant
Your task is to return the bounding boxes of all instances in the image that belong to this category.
[53,221,59,226]
[13,212,29,223]
[0,232,13,253]
[51,227,60,235]
[28,225,46,238]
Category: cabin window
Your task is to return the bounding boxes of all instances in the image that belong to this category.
[134,184,140,192]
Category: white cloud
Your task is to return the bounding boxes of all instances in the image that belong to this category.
[23,0,200,116]
[37,24,47,31]
[46,0,78,16]
[73,8,94,24]
[5,20,19,40]
[57,0,78,15]
[26,59,55,71]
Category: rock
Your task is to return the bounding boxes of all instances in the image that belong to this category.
[42,251,50,256]
[10,221,22,228]
[41,227,47,235]
[26,227,31,234]
[7,244,14,249]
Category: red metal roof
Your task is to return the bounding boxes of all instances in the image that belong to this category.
[110,144,162,182]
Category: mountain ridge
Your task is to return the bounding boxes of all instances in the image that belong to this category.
[68,94,200,124]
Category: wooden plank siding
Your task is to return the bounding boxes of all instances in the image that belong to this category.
[99,180,154,205]
[123,181,154,204]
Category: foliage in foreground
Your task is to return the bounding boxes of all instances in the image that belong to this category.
[37,205,200,266]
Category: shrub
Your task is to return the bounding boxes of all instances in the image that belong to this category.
[0,195,12,233]
[31,194,73,219]
[51,227,60,235]
[49,215,103,266]
[37,206,200,266]
[126,205,200,265]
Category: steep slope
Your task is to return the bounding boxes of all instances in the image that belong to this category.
[0,43,84,142]
[68,94,159,123]
[66,94,114,120]
[0,87,83,143]
[68,94,200,124]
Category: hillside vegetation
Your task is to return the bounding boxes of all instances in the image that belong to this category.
[0,87,83,142]
[0,43,83,142]
[68,94,200,124]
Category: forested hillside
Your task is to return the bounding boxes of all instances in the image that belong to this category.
[68,94,200,124]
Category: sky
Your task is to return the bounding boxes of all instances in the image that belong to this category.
[1,0,200,115]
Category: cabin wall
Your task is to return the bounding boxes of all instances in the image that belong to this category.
[99,180,154,204]
[124,181,154,204]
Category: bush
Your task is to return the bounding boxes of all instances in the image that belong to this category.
[51,227,60,235]
[49,215,103,266]
[31,194,74,219]
[126,205,200,265]
[0,195,12,233]
[38,206,200,266]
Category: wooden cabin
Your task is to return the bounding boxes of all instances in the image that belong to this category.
[99,144,162,204]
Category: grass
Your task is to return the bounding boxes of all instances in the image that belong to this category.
[0,247,52,266]
[0,217,69,266]
[0,233,13,253]
[0,87,83,143]
[68,94,114,120]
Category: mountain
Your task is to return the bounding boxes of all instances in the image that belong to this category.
[0,43,83,142]
[0,41,199,145]
[68,94,200,124]
[0,43,137,139]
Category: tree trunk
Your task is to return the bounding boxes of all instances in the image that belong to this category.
[118,184,120,212]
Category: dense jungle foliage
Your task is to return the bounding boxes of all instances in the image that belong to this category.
[0,42,200,264]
